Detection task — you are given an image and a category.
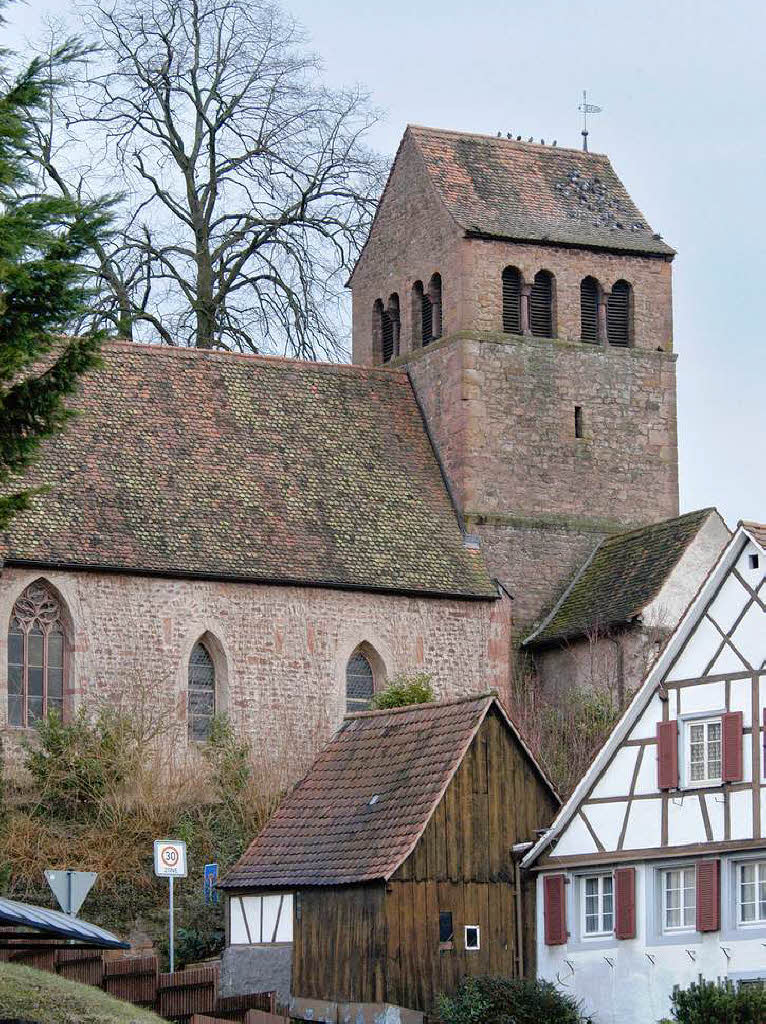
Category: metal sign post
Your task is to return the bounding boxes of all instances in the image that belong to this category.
[153,840,187,974]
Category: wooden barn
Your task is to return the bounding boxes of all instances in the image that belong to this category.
[219,693,560,1022]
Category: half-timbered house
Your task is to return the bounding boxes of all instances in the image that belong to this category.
[219,693,559,1022]
[523,521,766,1024]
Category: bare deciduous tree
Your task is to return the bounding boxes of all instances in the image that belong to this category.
[31,0,384,357]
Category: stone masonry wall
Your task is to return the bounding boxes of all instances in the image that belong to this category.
[407,333,679,628]
[0,566,510,770]
[351,131,464,365]
[462,237,673,352]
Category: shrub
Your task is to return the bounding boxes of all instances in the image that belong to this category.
[372,672,434,709]
[660,978,766,1024]
[437,975,593,1024]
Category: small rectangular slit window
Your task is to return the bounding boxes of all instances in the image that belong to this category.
[439,911,454,949]
[749,553,760,570]
[464,925,480,951]
[574,406,583,439]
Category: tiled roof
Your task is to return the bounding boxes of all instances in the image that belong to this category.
[525,509,717,646]
[221,694,557,889]
[1,342,496,598]
[409,126,675,257]
[742,521,766,549]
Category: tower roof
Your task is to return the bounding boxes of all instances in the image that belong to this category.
[408,125,675,257]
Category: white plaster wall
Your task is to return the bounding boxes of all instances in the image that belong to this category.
[537,858,766,1024]
[643,512,730,630]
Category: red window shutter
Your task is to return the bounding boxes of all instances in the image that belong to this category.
[696,859,720,932]
[657,720,678,789]
[722,711,744,783]
[614,867,636,940]
[543,874,567,946]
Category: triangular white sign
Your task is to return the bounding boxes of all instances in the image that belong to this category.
[44,870,98,916]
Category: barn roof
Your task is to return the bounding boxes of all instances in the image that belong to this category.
[407,125,675,257]
[220,693,558,889]
[0,341,496,598]
[524,509,720,646]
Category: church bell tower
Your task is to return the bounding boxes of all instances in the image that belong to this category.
[349,125,679,631]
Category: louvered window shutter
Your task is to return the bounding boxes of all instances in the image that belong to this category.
[696,859,720,932]
[722,711,743,783]
[381,311,394,363]
[607,280,630,346]
[657,720,678,789]
[530,272,553,338]
[543,874,567,945]
[580,277,599,342]
[502,267,522,335]
[614,867,636,939]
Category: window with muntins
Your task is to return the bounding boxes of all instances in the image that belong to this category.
[8,582,65,727]
[686,717,722,785]
[188,642,215,741]
[739,862,766,925]
[583,874,613,935]
[346,651,374,712]
[663,867,696,930]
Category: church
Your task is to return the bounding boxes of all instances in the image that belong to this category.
[0,125,727,765]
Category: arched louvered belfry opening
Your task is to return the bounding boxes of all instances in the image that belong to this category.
[188,639,216,741]
[372,299,385,364]
[530,270,554,338]
[427,273,442,341]
[346,649,374,712]
[502,266,522,335]
[385,293,400,362]
[580,276,600,343]
[412,280,432,348]
[607,280,632,347]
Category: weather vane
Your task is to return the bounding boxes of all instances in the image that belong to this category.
[578,90,602,152]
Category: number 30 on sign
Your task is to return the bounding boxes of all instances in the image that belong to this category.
[154,839,188,877]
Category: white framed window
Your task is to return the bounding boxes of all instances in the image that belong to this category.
[685,717,722,786]
[229,893,293,944]
[464,925,480,951]
[663,867,696,931]
[738,862,766,925]
[582,874,614,936]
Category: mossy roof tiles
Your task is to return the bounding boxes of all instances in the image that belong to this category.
[1,342,496,598]
[525,509,717,646]
[221,693,557,889]
[409,125,675,257]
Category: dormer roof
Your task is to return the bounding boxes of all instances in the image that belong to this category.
[407,125,675,258]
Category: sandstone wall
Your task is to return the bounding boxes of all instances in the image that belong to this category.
[0,567,510,767]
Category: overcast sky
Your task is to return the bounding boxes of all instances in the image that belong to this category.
[7,0,764,527]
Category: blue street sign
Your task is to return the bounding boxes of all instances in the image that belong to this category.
[203,863,218,904]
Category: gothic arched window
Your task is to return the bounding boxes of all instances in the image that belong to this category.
[386,293,401,362]
[188,641,215,741]
[530,270,554,338]
[580,276,600,343]
[607,280,632,347]
[346,650,374,713]
[8,582,66,727]
[502,266,522,335]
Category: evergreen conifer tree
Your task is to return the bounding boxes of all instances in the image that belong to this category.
[0,5,109,528]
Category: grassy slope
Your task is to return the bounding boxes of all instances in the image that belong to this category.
[0,962,167,1024]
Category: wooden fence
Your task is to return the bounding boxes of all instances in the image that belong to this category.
[0,946,277,1022]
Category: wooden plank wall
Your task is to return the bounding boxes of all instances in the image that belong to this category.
[386,708,559,1011]
[292,885,386,1004]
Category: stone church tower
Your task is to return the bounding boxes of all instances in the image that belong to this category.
[349,126,679,631]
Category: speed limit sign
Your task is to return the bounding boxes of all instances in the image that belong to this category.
[154,839,188,878]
